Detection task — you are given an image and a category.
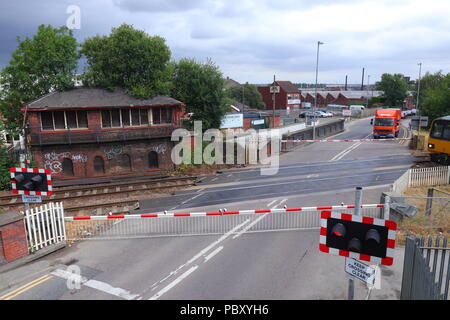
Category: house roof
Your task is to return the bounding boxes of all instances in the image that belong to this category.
[275,81,299,93]
[224,77,241,89]
[25,87,184,110]
[300,90,383,99]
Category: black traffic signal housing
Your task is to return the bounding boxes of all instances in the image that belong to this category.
[326,217,389,259]
[11,169,52,195]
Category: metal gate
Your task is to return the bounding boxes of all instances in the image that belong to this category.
[401,236,450,300]
[22,202,66,252]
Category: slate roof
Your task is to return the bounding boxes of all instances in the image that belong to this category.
[25,87,184,110]
[275,81,299,93]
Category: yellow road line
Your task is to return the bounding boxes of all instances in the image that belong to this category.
[0,274,53,300]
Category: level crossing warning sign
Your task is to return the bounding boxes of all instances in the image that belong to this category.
[345,257,376,285]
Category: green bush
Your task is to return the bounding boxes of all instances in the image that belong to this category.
[0,146,15,190]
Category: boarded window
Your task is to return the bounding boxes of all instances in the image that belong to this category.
[94,156,105,175]
[148,151,158,168]
[62,158,74,176]
[118,154,132,172]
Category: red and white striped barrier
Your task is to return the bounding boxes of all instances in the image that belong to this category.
[282,138,411,143]
[65,204,385,221]
[319,210,396,266]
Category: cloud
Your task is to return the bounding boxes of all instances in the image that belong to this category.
[0,0,449,84]
[112,0,209,12]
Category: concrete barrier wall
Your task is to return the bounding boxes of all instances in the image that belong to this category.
[281,119,345,152]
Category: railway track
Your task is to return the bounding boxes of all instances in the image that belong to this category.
[0,176,198,213]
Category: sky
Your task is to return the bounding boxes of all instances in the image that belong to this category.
[1,0,449,85]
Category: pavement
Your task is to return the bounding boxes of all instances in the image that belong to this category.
[0,116,413,300]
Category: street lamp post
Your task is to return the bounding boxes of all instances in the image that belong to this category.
[313,41,324,140]
[366,75,370,108]
[416,62,422,131]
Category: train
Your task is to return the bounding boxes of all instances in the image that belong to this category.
[427,115,450,165]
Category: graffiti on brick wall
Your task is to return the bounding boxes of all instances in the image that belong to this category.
[71,154,88,163]
[151,144,167,154]
[43,151,88,173]
[104,145,123,160]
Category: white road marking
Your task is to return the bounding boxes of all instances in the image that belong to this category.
[147,218,251,294]
[204,246,223,262]
[196,188,205,193]
[148,265,199,300]
[334,142,362,161]
[329,134,371,162]
[267,199,277,207]
[180,193,203,205]
[185,219,250,265]
[211,177,218,182]
[51,269,140,300]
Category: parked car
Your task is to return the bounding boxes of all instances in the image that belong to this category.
[314,111,329,118]
[299,111,315,118]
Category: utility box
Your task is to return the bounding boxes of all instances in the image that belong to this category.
[0,212,29,265]
[380,192,418,223]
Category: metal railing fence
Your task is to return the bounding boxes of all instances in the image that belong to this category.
[401,236,450,300]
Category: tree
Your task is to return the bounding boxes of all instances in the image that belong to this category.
[414,71,445,108]
[225,83,265,109]
[81,24,172,99]
[0,25,79,134]
[368,96,386,108]
[171,58,227,130]
[421,73,450,124]
[376,73,409,107]
[0,145,15,190]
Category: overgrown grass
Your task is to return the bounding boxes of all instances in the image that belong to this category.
[396,185,450,244]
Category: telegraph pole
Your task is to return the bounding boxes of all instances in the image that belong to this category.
[272,75,276,128]
[416,62,422,131]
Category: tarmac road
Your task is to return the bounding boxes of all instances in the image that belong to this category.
[0,117,411,301]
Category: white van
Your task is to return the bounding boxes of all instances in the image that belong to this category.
[350,105,365,111]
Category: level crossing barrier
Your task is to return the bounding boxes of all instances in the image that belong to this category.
[281,138,411,143]
[64,204,385,240]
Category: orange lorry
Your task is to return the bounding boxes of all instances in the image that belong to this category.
[371,108,401,138]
